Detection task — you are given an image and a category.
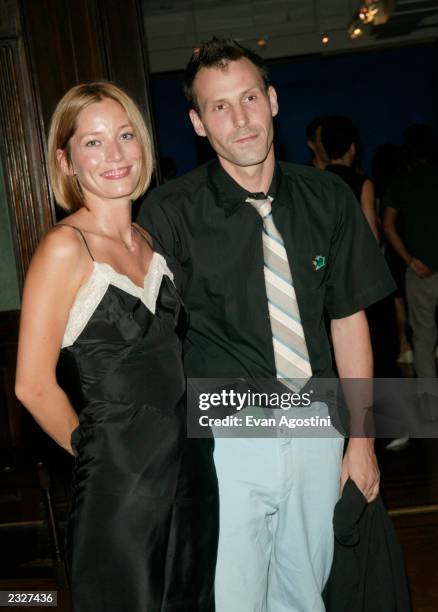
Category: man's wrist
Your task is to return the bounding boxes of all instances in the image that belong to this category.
[347,436,375,448]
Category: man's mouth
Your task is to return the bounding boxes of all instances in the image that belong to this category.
[234,134,258,144]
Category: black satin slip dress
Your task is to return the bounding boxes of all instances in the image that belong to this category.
[58,226,218,612]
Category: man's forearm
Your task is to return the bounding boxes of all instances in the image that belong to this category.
[332,311,380,501]
[331,311,374,442]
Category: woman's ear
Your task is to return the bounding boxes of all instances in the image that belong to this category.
[56,149,75,176]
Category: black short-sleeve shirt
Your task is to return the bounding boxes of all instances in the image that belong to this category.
[383,163,438,271]
[138,160,395,378]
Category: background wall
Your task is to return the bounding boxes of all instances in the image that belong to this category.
[0,165,20,311]
[150,44,438,176]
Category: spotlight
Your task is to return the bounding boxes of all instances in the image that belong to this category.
[321,34,330,45]
[348,22,364,39]
[257,36,268,48]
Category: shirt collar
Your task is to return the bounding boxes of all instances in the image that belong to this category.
[207,159,288,217]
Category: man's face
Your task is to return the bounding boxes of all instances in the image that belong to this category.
[189,58,278,171]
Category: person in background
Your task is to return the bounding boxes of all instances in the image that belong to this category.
[383,125,438,378]
[15,81,218,611]
[139,38,395,612]
[374,143,413,367]
[321,116,380,242]
[306,115,328,169]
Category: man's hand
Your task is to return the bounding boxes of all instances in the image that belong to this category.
[341,438,380,502]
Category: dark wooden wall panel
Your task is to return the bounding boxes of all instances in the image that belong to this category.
[69,0,108,83]
[0,40,54,284]
[98,0,156,132]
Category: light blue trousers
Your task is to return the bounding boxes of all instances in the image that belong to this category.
[213,403,344,612]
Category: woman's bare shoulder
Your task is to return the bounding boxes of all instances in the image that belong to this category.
[29,223,92,281]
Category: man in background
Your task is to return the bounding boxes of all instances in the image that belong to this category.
[383,125,438,378]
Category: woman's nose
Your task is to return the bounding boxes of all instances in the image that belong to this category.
[106,140,123,162]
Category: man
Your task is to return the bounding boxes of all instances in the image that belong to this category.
[383,124,438,378]
[139,39,394,612]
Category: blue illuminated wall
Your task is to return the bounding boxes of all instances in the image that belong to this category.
[150,45,438,176]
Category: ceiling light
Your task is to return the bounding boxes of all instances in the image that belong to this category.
[359,5,379,24]
[348,22,364,39]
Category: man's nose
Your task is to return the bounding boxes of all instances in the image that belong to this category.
[232,106,248,128]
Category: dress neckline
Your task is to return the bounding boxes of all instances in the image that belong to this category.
[61,252,174,349]
[92,251,159,293]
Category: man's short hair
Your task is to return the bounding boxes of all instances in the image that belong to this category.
[183,37,269,113]
[320,116,359,161]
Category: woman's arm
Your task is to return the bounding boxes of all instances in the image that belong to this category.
[15,226,92,454]
[360,179,380,243]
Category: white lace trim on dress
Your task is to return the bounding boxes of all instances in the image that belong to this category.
[61,252,174,349]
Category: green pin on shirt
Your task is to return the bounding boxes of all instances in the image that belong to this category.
[313,255,326,271]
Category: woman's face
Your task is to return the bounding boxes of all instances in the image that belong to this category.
[61,98,143,204]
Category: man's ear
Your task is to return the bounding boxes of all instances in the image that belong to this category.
[56,149,75,176]
[268,86,279,118]
[189,109,207,138]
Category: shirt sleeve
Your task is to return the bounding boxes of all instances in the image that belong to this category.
[137,188,182,259]
[324,178,396,319]
[381,177,404,212]
[137,189,189,294]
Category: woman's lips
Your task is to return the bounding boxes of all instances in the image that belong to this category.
[101,167,130,179]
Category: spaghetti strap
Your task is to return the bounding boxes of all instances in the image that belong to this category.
[57,224,95,261]
[132,224,154,250]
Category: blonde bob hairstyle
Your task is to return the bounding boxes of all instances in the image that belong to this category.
[47,81,154,211]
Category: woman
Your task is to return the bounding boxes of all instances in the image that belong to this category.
[15,82,218,611]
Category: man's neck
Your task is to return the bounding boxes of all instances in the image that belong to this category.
[218,150,275,195]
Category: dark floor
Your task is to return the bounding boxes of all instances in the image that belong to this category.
[378,438,438,612]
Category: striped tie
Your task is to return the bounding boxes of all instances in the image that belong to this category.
[246,195,312,390]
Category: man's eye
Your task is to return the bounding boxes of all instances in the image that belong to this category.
[214,104,225,111]
[246,95,257,102]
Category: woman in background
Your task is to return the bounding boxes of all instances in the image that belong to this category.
[15,82,218,611]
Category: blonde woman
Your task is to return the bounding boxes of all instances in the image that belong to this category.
[15,83,218,611]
